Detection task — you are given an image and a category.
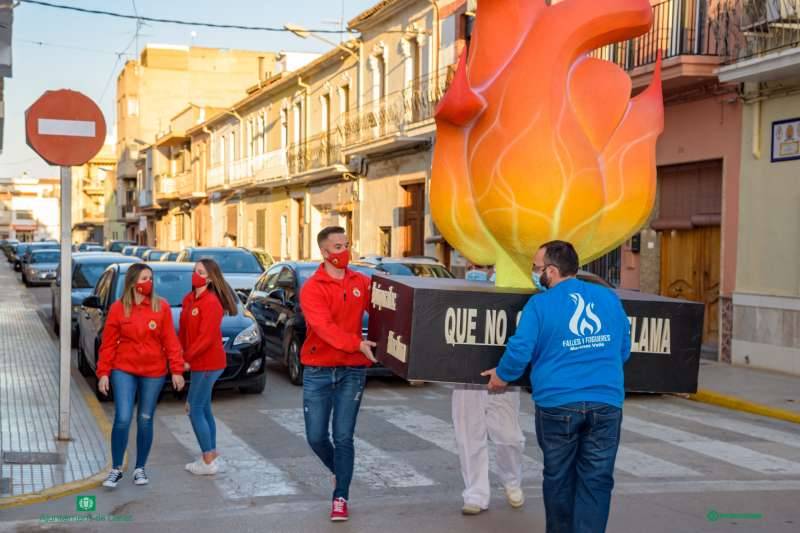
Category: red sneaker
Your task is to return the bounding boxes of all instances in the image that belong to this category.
[330,497,349,521]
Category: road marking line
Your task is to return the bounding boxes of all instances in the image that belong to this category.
[634,401,800,449]
[367,405,542,480]
[162,415,299,499]
[622,415,800,475]
[518,412,701,478]
[37,118,96,137]
[262,409,435,489]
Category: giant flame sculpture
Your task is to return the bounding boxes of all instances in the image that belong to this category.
[430,0,664,288]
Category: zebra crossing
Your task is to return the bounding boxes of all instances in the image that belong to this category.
[163,397,800,502]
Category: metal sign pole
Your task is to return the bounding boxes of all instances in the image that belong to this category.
[58,165,72,441]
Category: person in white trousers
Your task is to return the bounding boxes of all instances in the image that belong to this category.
[453,264,526,515]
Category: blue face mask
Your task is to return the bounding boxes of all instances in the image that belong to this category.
[466,270,489,282]
[532,271,547,292]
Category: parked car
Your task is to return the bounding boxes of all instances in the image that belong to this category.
[2,239,19,261]
[121,246,137,256]
[51,253,142,337]
[78,262,266,400]
[142,249,167,261]
[14,242,59,271]
[22,249,60,286]
[246,248,275,270]
[107,240,135,253]
[353,255,456,278]
[176,247,264,295]
[132,246,152,258]
[159,251,180,262]
[77,242,101,252]
[246,261,396,385]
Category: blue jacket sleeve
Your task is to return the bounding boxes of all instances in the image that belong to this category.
[496,297,539,383]
[620,301,632,364]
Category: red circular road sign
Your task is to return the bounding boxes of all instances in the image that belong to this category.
[25,89,107,167]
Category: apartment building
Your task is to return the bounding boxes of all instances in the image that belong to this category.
[0,176,60,242]
[72,141,115,244]
[717,0,800,375]
[114,44,280,242]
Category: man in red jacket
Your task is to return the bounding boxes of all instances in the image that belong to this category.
[300,226,376,522]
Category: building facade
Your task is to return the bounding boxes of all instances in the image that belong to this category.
[72,141,115,244]
[0,176,60,242]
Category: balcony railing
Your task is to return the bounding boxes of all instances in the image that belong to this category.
[228,158,252,186]
[288,133,343,175]
[207,165,225,190]
[138,190,154,208]
[176,171,194,198]
[121,206,137,221]
[155,175,178,201]
[250,148,289,181]
[336,65,456,147]
[714,0,800,62]
[591,0,728,70]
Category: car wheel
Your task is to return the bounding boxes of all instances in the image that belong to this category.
[239,373,266,394]
[287,338,303,386]
[77,344,92,377]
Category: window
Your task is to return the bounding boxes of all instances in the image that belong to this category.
[127,97,139,117]
[379,226,392,257]
[260,265,282,291]
[95,271,113,305]
[340,85,350,117]
[293,102,303,145]
[321,94,330,133]
[74,263,113,289]
[15,210,34,221]
[280,108,289,149]
[262,111,269,153]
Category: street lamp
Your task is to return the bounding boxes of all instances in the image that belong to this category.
[284,23,358,59]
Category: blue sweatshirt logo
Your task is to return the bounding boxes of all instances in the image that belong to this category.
[568,293,602,336]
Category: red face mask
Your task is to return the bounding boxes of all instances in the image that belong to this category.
[192,272,208,289]
[135,279,153,296]
[326,249,350,269]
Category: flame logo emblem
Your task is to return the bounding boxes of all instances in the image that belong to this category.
[430,0,664,288]
[569,293,602,336]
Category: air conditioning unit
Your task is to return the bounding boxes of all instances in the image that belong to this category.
[347,155,368,176]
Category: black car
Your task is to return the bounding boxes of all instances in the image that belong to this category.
[78,262,266,401]
[176,247,264,295]
[353,255,455,278]
[246,261,395,385]
[51,252,142,338]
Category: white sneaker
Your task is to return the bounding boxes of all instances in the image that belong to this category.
[132,468,149,486]
[185,459,202,472]
[505,486,525,508]
[212,457,226,473]
[187,459,219,476]
[461,503,486,515]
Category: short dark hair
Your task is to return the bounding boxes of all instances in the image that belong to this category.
[540,240,579,277]
[317,226,346,247]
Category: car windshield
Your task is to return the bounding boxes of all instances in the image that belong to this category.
[110,242,131,252]
[85,245,104,252]
[378,263,454,278]
[191,251,262,274]
[74,263,115,289]
[115,270,192,307]
[148,251,165,260]
[31,252,59,264]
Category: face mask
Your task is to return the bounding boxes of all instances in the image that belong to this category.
[465,270,488,282]
[532,271,547,292]
[135,279,153,296]
[192,272,208,289]
[326,249,350,269]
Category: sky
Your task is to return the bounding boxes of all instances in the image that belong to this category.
[0,0,377,178]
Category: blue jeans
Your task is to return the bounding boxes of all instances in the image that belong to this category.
[535,402,623,533]
[187,369,224,453]
[110,370,166,469]
[303,366,366,501]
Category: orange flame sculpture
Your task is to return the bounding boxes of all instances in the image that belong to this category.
[431,0,664,288]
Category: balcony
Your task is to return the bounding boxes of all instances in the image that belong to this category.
[338,65,456,156]
[121,206,138,222]
[138,190,155,209]
[207,164,226,190]
[177,170,205,200]
[80,209,105,223]
[717,0,800,82]
[82,179,104,195]
[590,0,729,91]
[288,133,345,176]
[228,158,253,187]
[155,175,178,202]
[251,148,289,182]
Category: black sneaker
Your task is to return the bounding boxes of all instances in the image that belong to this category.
[102,469,123,488]
[133,468,149,486]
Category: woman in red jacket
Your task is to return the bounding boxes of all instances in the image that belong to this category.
[179,258,238,475]
[97,263,185,489]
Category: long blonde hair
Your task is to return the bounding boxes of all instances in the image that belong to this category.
[121,263,161,317]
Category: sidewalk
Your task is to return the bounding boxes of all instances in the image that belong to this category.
[689,359,800,423]
[0,261,108,508]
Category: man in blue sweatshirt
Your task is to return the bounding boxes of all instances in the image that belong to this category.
[482,240,631,533]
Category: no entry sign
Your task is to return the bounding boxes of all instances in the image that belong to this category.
[25,89,106,166]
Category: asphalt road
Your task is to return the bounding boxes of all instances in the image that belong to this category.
[1,280,798,532]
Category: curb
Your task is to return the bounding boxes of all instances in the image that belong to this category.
[0,302,116,510]
[686,389,800,425]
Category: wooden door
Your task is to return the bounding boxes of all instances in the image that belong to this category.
[401,183,425,257]
[660,226,720,347]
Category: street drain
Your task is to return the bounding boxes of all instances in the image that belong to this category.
[2,451,65,464]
